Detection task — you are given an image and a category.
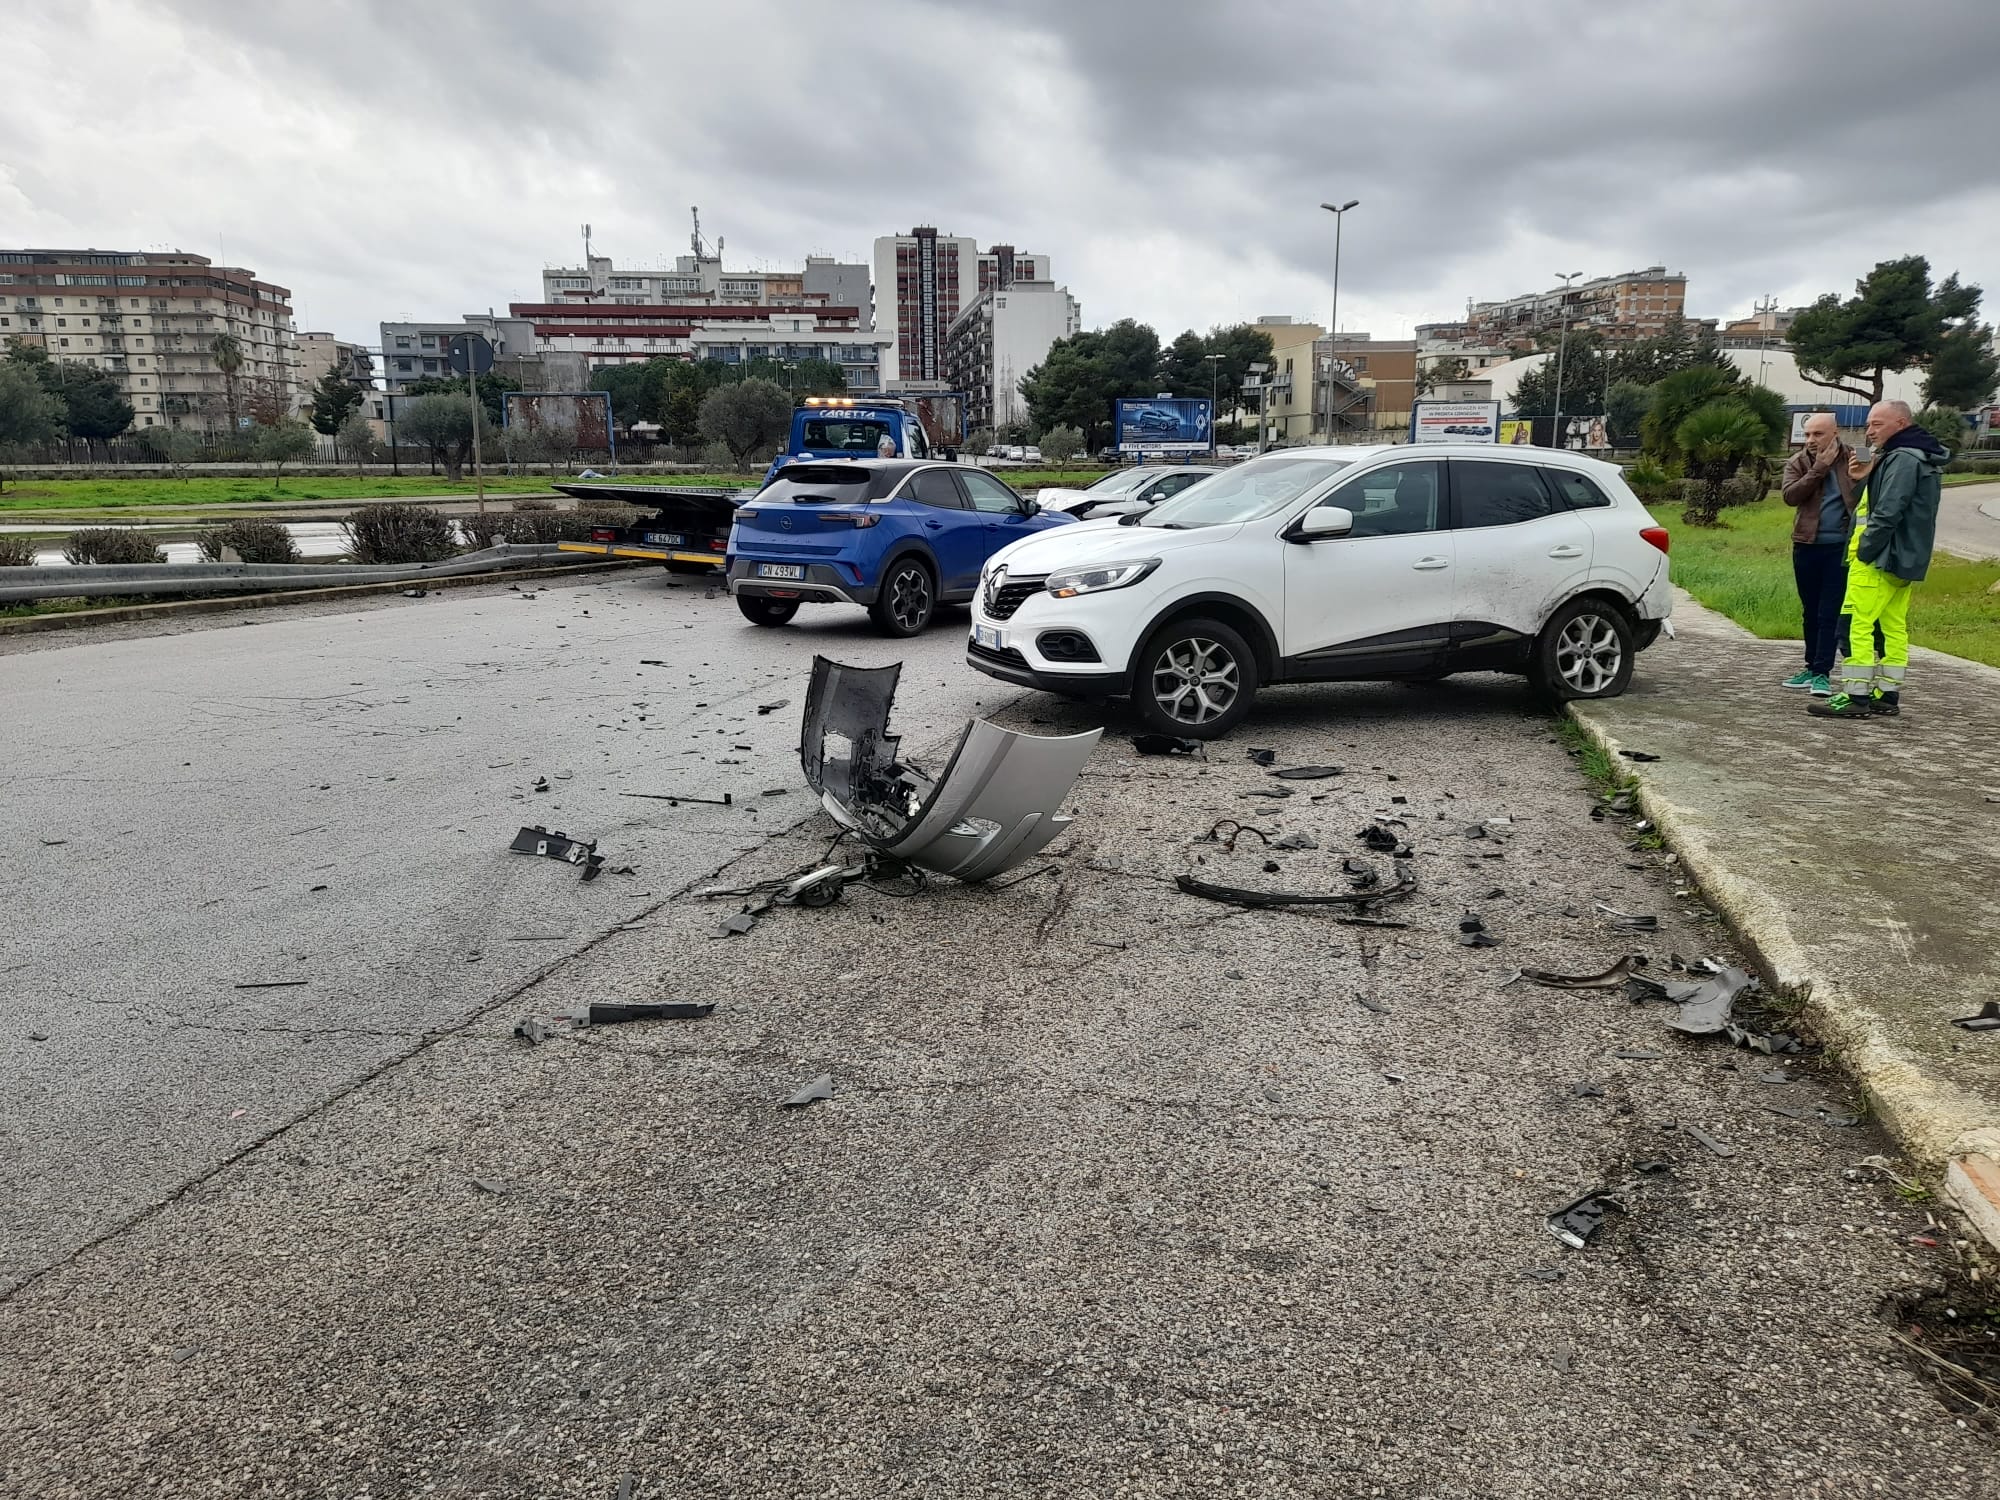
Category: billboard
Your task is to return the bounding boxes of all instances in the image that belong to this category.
[1115,397,1212,453]
[503,391,614,454]
[904,392,967,450]
[1498,419,1536,446]
[1410,400,1501,445]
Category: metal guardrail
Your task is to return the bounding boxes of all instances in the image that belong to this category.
[0,544,612,603]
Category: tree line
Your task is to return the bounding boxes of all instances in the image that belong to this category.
[1018,321,1277,453]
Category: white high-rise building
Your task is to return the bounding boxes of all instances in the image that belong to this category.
[873,229,1052,386]
[943,281,1082,432]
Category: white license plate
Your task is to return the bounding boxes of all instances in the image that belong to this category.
[757,563,805,580]
[644,531,686,546]
[973,624,1007,650]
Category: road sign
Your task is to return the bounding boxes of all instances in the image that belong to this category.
[446,333,494,377]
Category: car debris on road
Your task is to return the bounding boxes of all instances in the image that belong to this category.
[782,1074,835,1108]
[508,824,607,881]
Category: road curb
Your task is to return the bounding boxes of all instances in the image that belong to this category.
[0,560,647,636]
[1565,702,2000,1251]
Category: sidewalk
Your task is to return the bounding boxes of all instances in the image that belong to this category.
[1935,479,2000,561]
[1571,593,2000,1244]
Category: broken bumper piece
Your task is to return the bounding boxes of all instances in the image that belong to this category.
[800,656,1101,882]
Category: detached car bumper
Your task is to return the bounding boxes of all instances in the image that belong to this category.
[727,558,879,607]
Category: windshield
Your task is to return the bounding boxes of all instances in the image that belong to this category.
[800,418,892,452]
[1082,468,1158,494]
[1141,456,1353,527]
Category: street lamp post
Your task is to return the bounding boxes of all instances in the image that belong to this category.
[1319,199,1359,440]
[1550,270,1583,446]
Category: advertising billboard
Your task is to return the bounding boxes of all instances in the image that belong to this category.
[503,391,615,455]
[1115,398,1212,453]
[1410,400,1501,445]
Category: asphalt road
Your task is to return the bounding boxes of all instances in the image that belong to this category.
[1936,479,2000,560]
[0,571,1003,1292]
[2,640,1986,1496]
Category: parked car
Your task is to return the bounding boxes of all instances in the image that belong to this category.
[728,459,1076,638]
[966,444,1671,737]
[1023,445,1043,462]
[1036,465,1218,520]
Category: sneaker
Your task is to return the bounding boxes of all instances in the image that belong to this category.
[1780,669,1816,690]
[1808,673,1833,697]
[1807,692,1875,719]
[1872,694,1901,718]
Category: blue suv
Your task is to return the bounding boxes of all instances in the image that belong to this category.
[727,460,1075,637]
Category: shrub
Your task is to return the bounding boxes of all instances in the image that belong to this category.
[1945,454,2000,475]
[343,503,457,564]
[459,513,509,550]
[195,519,301,564]
[1718,473,1762,510]
[64,527,167,565]
[1622,456,1676,505]
[0,536,38,566]
[511,497,556,512]
[1039,425,1084,465]
[1914,406,1966,456]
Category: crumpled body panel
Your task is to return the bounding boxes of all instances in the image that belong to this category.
[800,655,1101,881]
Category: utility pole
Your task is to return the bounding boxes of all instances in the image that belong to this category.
[1753,293,1777,386]
[1247,362,1271,456]
[1319,200,1359,440]
[1204,353,1223,451]
[1550,270,1583,446]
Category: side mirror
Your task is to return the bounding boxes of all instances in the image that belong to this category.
[1143,490,1167,502]
[1019,497,1041,516]
[1294,505,1354,540]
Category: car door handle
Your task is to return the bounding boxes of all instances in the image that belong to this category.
[923,519,945,530]
[1548,544,1584,559]
[1412,556,1450,571]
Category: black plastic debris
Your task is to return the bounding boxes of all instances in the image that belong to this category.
[1661,966,1755,1037]
[1514,955,1645,990]
[1457,912,1499,948]
[1524,1267,1566,1282]
[1133,733,1200,756]
[1175,865,1417,911]
[1633,1159,1673,1175]
[618,790,733,806]
[533,776,550,793]
[234,979,309,990]
[1595,902,1659,932]
[1342,858,1381,889]
[714,911,757,939]
[1247,748,1277,767]
[1272,765,1343,780]
[1763,1102,1811,1120]
[401,588,429,599]
[1205,819,1272,851]
[587,1001,715,1024]
[1756,1070,1793,1085]
[1682,1123,1736,1157]
[1723,1022,1803,1055]
[1547,1188,1624,1249]
[1614,1048,1664,1061]
[756,699,791,715]
[1952,1001,2000,1031]
[1357,994,1390,1015]
[1262,861,1280,874]
[782,1074,835,1108]
[1272,832,1319,851]
[514,1016,554,1046]
[1619,750,1662,762]
[1240,787,1294,799]
[509,824,607,881]
[1357,824,1411,856]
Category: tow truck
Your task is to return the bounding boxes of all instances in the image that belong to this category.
[551,481,753,573]
[759,393,966,486]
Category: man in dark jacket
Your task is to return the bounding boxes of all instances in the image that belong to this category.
[1808,400,1948,720]
[1778,412,1856,695]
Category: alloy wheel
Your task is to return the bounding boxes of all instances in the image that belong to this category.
[1555,613,1623,695]
[1151,637,1241,726]
[889,566,931,632]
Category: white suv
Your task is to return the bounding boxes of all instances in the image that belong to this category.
[965,444,1672,738]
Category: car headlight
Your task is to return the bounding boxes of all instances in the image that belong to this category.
[1045,558,1161,599]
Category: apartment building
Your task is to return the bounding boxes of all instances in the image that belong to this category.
[0,247,298,430]
[542,251,870,320]
[506,300,872,381]
[873,229,1050,386]
[296,332,375,391]
[1417,266,1694,353]
[942,280,1083,431]
[1246,317,1326,442]
[378,314,541,392]
[1316,335,1419,436]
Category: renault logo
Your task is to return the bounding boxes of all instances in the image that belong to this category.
[984,564,1006,613]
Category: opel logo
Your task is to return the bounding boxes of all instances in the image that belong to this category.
[780,517,793,531]
[984,564,1006,612]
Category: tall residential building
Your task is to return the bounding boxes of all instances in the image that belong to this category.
[378,313,542,392]
[541,250,871,319]
[1417,266,1693,352]
[0,247,298,430]
[943,280,1082,431]
[296,332,375,391]
[873,229,1050,386]
[505,299,875,383]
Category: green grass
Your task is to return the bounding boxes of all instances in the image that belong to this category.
[1670,497,2000,668]
[0,475,560,513]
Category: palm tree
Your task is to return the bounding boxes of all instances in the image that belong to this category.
[210,332,245,435]
[1641,365,1739,466]
[1676,400,1770,526]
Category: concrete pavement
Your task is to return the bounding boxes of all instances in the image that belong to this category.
[0,572,1000,1293]
[2,646,1991,1494]
[1570,594,2000,1242]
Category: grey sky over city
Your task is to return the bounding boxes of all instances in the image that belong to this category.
[5,0,1998,350]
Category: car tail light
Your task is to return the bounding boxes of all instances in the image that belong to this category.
[819,511,881,528]
[708,538,727,551]
[733,508,758,522]
[1641,526,1670,555]
[590,528,616,542]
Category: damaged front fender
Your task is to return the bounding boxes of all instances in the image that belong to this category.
[800,656,1101,881]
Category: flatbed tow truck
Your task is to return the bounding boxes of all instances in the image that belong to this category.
[551,482,752,573]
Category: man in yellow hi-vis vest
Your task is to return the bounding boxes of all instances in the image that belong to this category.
[1807,400,1947,721]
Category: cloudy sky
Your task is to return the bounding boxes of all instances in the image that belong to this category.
[5,0,1997,352]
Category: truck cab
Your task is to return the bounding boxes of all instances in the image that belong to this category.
[760,396,958,487]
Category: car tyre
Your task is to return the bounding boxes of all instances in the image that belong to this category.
[1132,616,1258,740]
[869,557,936,638]
[1532,597,1635,701]
[737,596,800,627]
